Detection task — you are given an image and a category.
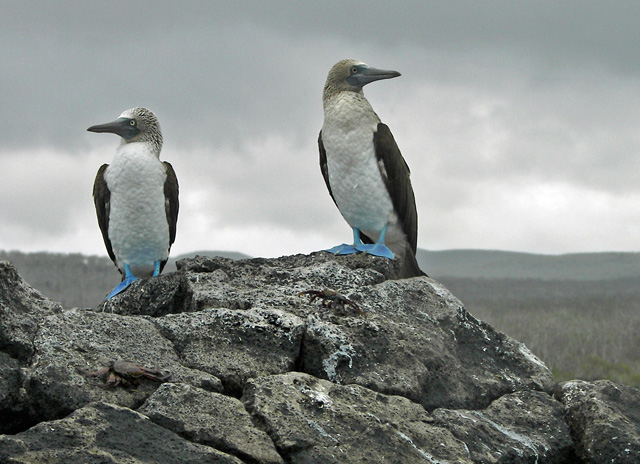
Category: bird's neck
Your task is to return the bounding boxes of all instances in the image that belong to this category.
[323,91,380,127]
[118,132,163,155]
[115,141,161,161]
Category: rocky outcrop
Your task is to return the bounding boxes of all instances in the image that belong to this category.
[555,380,640,463]
[0,401,243,463]
[0,253,637,463]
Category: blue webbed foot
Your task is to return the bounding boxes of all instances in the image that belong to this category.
[105,276,139,300]
[355,243,394,259]
[325,228,367,255]
[324,244,360,255]
[105,263,140,300]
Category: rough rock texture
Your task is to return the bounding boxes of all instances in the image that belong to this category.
[243,371,472,463]
[0,260,64,433]
[555,380,640,463]
[432,390,577,463]
[139,382,283,464]
[25,308,223,425]
[0,260,62,364]
[0,253,638,462]
[103,253,555,411]
[0,401,243,463]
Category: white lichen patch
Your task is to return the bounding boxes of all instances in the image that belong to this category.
[395,430,451,463]
[426,281,465,310]
[306,316,358,383]
[472,411,547,462]
[297,381,334,410]
[557,380,590,403]
[452,410,478,424]
[322,344,356,382]
[306,419,339,443]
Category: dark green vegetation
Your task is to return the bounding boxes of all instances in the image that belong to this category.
[1,249,638,387]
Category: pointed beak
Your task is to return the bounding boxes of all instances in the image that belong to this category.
[360,66,401,84]
[347,65,401,88]
[87,117,137,140]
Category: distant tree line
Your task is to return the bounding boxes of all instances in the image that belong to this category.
[0,250,119,308]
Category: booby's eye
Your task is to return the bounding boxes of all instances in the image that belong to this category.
[130,120,136,126]
[351,67,358,74]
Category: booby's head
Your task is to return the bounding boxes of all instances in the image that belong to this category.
[87,107,163,152]
[323,59,400,100]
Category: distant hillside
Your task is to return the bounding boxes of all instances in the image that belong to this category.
[417,249,640,280]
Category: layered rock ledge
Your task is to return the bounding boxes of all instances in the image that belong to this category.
[0,253,638,463]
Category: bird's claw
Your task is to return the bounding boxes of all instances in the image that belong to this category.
[355,243,394,259]
[324,244,360,255]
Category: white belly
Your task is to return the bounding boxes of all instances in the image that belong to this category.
[105,145,169,276]
[326,137,395,233]
[322,94,396,236]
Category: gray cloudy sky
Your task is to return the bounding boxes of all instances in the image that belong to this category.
[2,1,640,259]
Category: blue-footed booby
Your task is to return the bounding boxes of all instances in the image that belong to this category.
[88,107,179,299]
[319,59,425,278]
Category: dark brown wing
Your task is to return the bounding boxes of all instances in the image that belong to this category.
[92,164,118,273]
[318,130,338,207]
[161,161,179,274]
[373,123,418,254]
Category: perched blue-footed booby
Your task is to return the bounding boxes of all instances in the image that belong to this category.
[88,107,179,299]
[319,59,425,278]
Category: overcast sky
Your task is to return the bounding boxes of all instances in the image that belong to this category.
[2,1,640,260]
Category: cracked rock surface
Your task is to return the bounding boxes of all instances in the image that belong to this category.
[555,379,640,463]
[0,253,638,462]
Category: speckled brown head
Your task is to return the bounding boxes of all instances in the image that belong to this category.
[323,59,401,101]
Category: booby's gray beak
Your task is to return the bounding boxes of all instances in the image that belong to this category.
[87,117,138,140]
[348,66,401,87]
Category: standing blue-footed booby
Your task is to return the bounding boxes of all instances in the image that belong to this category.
[88,107,179,299]
[319,59,424,278]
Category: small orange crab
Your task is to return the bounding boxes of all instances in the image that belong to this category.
[298,288,366,318]
[87,360,171,388]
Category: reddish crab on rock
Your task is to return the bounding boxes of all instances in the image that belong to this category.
[299,288,366,318]
[85,360,171,388]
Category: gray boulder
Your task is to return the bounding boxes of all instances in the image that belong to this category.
[243,371,472,463]
[0,351,31,434]
[0,260,63,433]
[152,307,305,395]
[25,309,223,422]
[0,260,62,363]
[433,390,577,463]
[106,253,555,410]
[0,401,243,463]
[556,379,640,463]
[139,382,283,464]
[0,253,638,462]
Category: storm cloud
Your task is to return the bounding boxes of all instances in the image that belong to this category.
[1,1,639,258]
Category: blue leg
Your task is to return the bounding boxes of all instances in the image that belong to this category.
[355,224,394,259]
[105,264,140,300]
[152,260,162,277]
[324,228,362,255]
